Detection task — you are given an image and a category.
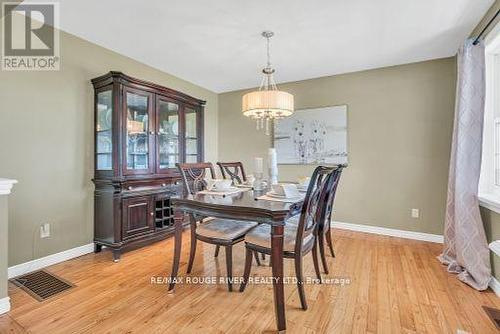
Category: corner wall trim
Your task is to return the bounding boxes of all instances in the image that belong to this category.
[332,221,444,243]
[0,297,10,315]
[489,240,500,257]
[8,243,94,279]
[489,276,500,297]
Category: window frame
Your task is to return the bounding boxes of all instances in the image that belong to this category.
[479,20,500,213]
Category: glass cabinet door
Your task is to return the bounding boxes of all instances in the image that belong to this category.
[96,89,113,170]
[124,90,152,174]
[185,107,199,163]
[157,98,180,171]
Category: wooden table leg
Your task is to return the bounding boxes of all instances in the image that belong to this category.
[168,213,183,292]
[271,224,286,333]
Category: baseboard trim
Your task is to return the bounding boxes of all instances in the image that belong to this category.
[489,277,500,297]
[332,221,444,243]
[0,297,10,315]
[8,243,94,279]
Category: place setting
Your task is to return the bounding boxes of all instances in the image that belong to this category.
[256,182,307,203]
[196,178,250,197]
[251,151,311,203]
[233,174,256,189]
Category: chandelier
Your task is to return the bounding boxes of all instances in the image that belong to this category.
[242,31,294,135]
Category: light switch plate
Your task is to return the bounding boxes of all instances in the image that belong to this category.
[40,223,50,238]
[411,209,420,219]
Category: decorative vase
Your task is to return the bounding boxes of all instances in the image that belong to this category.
[268,148,278,185]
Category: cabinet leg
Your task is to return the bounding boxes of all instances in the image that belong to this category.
[112,249,121,262]
[94,244,102,253]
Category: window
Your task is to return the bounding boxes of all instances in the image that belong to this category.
[479,22,500,213]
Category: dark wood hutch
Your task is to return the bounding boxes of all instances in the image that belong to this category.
[91,72,205,261]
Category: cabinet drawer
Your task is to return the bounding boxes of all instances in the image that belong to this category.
[122,179,181,193]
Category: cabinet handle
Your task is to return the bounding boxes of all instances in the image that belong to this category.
[149,131,155,135]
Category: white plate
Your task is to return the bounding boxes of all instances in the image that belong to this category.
[211,186,239,193]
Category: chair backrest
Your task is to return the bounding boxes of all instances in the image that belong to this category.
[318,165,345,234]
[216,162,246,185]
[176,162,216,195]
[294,165,345,253]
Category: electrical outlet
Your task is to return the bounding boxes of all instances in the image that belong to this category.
[411,209,420,219]
[40,223,50,238]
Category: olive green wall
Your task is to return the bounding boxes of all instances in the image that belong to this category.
[0,25,218,266]
[218,58,456,235]
[0,196,8,300]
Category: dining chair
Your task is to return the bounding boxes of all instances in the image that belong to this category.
[239,165,343,310]
[285,165,345,274]
[316,165,345,274]
[216,161,246,185]
[217,161,266,264]
[176,162,259,291]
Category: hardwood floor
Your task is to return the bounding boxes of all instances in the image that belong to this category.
[1,229,499,334]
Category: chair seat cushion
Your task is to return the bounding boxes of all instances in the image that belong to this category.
[244,220,314,253]
[196,219,258,240]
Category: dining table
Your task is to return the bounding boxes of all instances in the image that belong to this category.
[168,187,303,333]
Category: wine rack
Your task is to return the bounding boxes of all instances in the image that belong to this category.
[155,197,175,229]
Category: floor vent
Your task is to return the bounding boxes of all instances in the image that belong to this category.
[10,270,74,301]
[483,306,500,330]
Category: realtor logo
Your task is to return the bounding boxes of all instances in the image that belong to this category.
[2,2,60,70]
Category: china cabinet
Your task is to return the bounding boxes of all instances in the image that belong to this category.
[92,72,205,261]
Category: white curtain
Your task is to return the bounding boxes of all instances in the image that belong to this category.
[438,39,491,291]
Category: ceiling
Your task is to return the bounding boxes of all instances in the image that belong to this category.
[37,0,494,92]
